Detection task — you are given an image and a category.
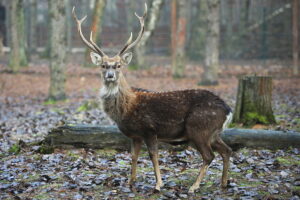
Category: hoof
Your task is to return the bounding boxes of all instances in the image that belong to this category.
[129,179,136,186]
[188,186,198,194]
[188,188,195,194]
[153,188,161,193]
[221,180,229,188]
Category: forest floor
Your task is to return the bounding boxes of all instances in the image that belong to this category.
[0,61,300,199]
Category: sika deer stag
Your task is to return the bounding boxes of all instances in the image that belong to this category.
[73,4,232,193]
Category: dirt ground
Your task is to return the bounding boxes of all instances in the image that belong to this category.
[0,60,300,199]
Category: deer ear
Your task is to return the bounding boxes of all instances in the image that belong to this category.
[90,52,103,65]
[121,52,133,65]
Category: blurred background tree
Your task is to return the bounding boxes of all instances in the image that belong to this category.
[199,0,220,85]
[0,0,298,96]
[131,0,164,69]
[48,0,67,100]
[9,0,28,72]
[84,0,106,67]
[171,0,188,78]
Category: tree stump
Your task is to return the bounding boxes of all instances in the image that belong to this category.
[233,75,276,126]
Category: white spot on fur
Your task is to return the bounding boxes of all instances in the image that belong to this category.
[222,112,233,130]
[100,84,119,98]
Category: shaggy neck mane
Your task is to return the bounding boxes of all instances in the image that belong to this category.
[100,73,136,116]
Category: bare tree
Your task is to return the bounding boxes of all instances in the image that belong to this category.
[48,0,67,100]
[66,0,72,52]
[28,0,37,56]
[9,0,28,72]
[199,0,220,85]
[293,0,299,75]
[0,35,3,56]
[187,1,207,60]
[84,0,106,67]
[0,1,5,56]
[171,0,188,78]
[131,0,164,68]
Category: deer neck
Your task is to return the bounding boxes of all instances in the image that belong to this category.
[100,73,136,122]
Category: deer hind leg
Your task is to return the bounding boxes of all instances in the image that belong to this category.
[144,136,163,192]
[129,138,143,186]
[212,137,232,188]
[188,141,215,193]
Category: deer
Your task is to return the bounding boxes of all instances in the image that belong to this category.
[72,4,233,194]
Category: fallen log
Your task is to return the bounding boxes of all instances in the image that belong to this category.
[44,124,300,150]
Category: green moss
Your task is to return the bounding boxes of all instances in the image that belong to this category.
[276,156,300,166]
[26,174,39,182]
[43,98,68,106]
[294,186,300,191]
[33,193,50,200]
[38,145,54,154]
[43,99,58,105]
[275,114,287,118]
[83,170,95,175]
[67,151,81,161]
[138,167,153,173]
[8,144,21,154]
[0,153,5,159]
[76,100,99,112]
[228,123,237,128]
[243,112,268,126]
[239,180,261,187]
[96,149,117,158]
[32,154,42,161]
[50,108,65,114]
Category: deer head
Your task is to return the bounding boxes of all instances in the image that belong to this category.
[72,4,147,85]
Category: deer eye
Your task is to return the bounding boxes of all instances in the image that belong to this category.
[117,65,121,68]
[101,65,105,69]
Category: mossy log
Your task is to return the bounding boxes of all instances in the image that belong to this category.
[233,75,276,126]
[44,124,300,151]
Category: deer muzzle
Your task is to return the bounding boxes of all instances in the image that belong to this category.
[105,70,116,82]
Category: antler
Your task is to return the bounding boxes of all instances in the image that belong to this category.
[118,3,147,55]
[72,7,106,57]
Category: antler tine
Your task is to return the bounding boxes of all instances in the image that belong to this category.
[90,32,106,56]
[72,7,105,56]
[118,32,133,55]
[118,3,147,55]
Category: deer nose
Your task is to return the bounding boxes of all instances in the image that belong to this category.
[106,71,114,79]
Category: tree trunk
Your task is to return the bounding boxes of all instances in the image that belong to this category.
[292,0,299,75]
[28,0,37,56]
[44,124,300,151]
[0,34,3,56]
[126,0,136,35]
[172,0,188,78]
[48,0,67,100]
[131,0,164,68]
[199,0,220,85]
[84,0,106,67]
[187,1,207,61]
[171,0,177,70]
[233,76,276,126]
[9,0,28,72]
[0,2,5,54]
[66,0,72,52]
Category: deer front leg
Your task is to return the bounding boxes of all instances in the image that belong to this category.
[129,138,142,186]
[144,136,163,192]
